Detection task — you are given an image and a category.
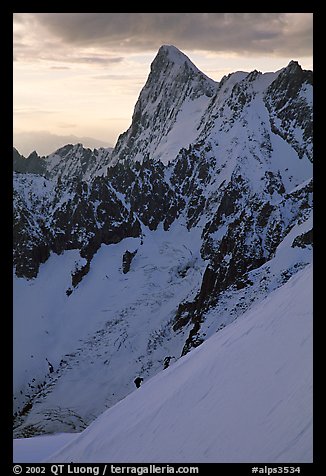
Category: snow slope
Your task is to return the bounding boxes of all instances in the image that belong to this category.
[13,433,75,464]
[37,264,312,463]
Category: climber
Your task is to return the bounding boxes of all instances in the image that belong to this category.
[134,376,143,388]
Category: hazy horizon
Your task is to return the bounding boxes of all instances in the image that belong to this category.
[14,130,113,157]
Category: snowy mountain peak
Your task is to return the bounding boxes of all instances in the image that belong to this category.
[48,143,86,162]
[147,44,217,97]
[286,60,302,71]
[111,45,217,165]
[277,60,312,86]
[53,143,82,155]
[157,44,187,61]
[27,150,40,160]
[154,44,205,76]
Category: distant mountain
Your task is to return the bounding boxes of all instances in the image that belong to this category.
[13,148,46,175]
[13,131,112,157]
[13,144,113,181]
[13,44,312,452]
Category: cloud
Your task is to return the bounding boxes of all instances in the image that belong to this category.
[57,123,77,129]
[13,14,125,66]
[72,55,123,64]
[14,35,125,66]
[13,13,313,58]
[50,66,71,70]
[92,74,139,81]
[14,107,57,116]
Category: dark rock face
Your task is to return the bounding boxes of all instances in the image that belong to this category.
[128,158,174,231]
[264,61,313,162]
[174,176,313,356]
[122,250,137,274]
[292,229,313,248]
[13,183,51,278]
[13,148,46,176]
[13,173,142,280]
[107,157,187,232]
[72,261,91,287]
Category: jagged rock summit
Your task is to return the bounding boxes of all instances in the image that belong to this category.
[111,45,217,165]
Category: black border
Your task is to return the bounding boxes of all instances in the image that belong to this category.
[6,8,320,475]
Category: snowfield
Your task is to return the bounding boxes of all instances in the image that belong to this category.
[14,264,312,463]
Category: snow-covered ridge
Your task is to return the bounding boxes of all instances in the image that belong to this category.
[14,264,312,463]
[13,144,113,182]
[112,47,312,167]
